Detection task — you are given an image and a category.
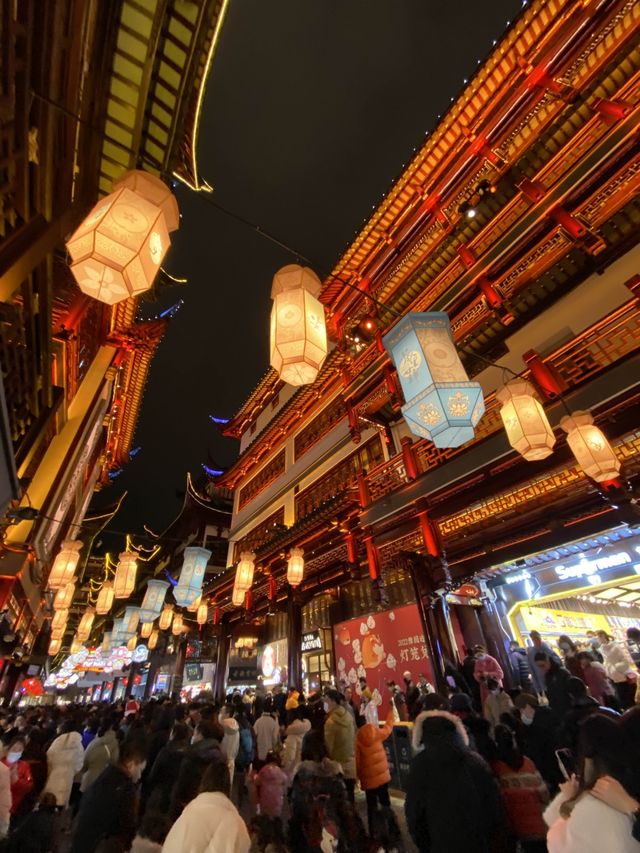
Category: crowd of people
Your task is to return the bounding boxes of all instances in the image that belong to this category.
[0,628,637,851]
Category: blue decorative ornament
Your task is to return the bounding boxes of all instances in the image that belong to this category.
[138,579,170,623]
[383,312,485,448]
[173,546,211,607]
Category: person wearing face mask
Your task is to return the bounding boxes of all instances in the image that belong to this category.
[1,736,33,822]
[483,677,514,733]
[533,654,573,720]
[70,739,147,853]
[513,694,562,791]
[526,631,561,697]
[473,645,504,706]
[596,630,637,709]
[557,635,582,678]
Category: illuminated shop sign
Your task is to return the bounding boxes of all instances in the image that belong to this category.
[506,570,531,585]
[301,630,322,652]
[554,551,632,581]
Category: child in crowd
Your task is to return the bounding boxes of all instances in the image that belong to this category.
[256,751,288,818]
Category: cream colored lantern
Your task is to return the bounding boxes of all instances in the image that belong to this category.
[159,604,174,631]
[148,629,159,650]
[172,613,184,635]
[50,622,67,641]
[114,551,138,599]
[66,170,179,305]
[76,608,95,643]
[235,552,255,592]
[53,581,76,611]
[48,637,62,656]
[231,584,245,607]
[96,582,115,615]
[123,607,140,636]
[270,264,328,386]
[48,540,82,589]
[496,379,556,461]
[287,547,305,587]
[187,594,202,613]
[70,636,82,655]
[196,602,208,625]
[51,609,69,634]
[101,632,112,654]
[560,410,620,482]
[127,635,138,652]
[140,621,153,639]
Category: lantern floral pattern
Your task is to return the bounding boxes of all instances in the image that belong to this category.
[138,579,169,622]
[561,410,620,482]
[496,379,556,461]
[173,547,210,607]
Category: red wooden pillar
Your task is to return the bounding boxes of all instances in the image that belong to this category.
[400,436,419,480]
[356,472,370,508]
[363,533,380,581]
[416,508,440,558]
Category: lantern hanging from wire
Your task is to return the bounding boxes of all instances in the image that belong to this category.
[171,612,184,635]
[76,608,95,643]
[287,548,305,587]
[140,621,153,639]
[270,264,328,386]
[187,594,202,613]
[50,622,67,641]
[114,551,138,599]
[196,602,208,625]
[101,632,112,654]
[148,629,159,650]
[496,379,556,461]
[48,540,82,589]
[66,169,180,305]
[127,635,137,652]
[383,312,485,448]
[51,609,69,634]
[560,411,620,482]
[235,552,255,592]
[123,607,140,636]
[96,581,115,616]
[231,584,245,607]
[173,547,211,607]
[70,636,82,655]
[48,637,62,656]
[159,604,174,631]
[53,581,76,611]
[138,579,170,622]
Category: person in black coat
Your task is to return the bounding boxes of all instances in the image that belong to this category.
[512,694,562,791]
[509,641,533,691]
[405,711,504,853]
[70,739,147,853]
[143,721,190,814]
[533,653,573,719]
[168,718,223,819]
[558,676,619,753]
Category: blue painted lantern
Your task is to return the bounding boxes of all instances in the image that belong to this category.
[173,546,211,607]
[138,579,169,623]
[383,312,485,448]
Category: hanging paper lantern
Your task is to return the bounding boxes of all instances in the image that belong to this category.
[66,170,179,305]
[148,629,159,650]
[383,312,485,448]
[173,547,211,607]
[172,613,184,635]
[231,584,245,607]
[270,264,328,386]
[159,604,174,631]
[114,551,138,599]
[560,411,620,482]
[235,552,255,592]
[51,609,69,634]
[50,622,67,641]
[127,635,137,652]
[70,636,82,655]
[96,582,115,616]
[196,602,208,625]
[76,608,95,643]
[48,540,82,589]
[123,607,140,636]
[101,632,112,654]
[48,637,62,656]
[138,579,170,622]
[53,581,76,611]
[496,379,556,461]
[187,594,202,613]
[140,621,153,639]
[287,548,305,587]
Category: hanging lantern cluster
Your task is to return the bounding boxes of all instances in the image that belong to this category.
[287,548,305,587]
[48,637,62,656]
[96,582,115,616]
[172,613,184,635]
[66,169,180,305]
[496,379,556,461]
[127,635,138,652]
[138,579,169,622]
[50,610,68,640]
[148,629,159,650]
[76,608,95,644]
[53,581,76,611]
[159,604,174,631]
[383,312,485,448]
[70,636,82,655]
[48,540,82,589]
[561,411,620,482]
[173,547,211,607]
[270,264,328,386]
[114,551,138,599]
[140,622,153,639]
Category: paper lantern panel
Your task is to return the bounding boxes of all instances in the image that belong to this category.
[561,411,620,482]
[173,547,210,607]
[497,379,555,461]
[138,579,170,623]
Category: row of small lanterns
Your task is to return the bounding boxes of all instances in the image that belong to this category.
[231,547,304,607]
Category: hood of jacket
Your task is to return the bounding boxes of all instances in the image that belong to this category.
[413,709,470,750]
[51,731,83,752]
[286,718,311,738]
[327,705,351,730]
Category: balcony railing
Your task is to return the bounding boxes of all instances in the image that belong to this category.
[364,297,640,504]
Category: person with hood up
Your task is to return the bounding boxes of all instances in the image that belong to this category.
[80,721,119,794]
[169,718,223,820]
[473,645,504,706]
[509,641,533,691]
[449,692,496,763]
[355,708,395,834]
[281,707,311,782]
[323,689,356,802]
[219,703,240,786]
[42,720,84,808]
[596,629,637,708]
[483,676,514,732]
[255,750,288,818]
[405,710,504,853]
[1,736,33,820]
[162,758,250,853]
[412,693,450,752]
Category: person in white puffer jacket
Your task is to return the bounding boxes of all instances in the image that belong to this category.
[43,722,84,808]
[282,708,311,782]
[596,630,637,708]
[219,705,240,786]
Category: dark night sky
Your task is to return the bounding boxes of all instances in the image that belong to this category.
[102,0,523,539]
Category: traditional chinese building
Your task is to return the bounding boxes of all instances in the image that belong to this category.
[208,0,640,698]
[0,0,229,693]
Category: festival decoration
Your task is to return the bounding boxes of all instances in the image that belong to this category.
[70,636,82,655]
[287,547,305,587]
[66,169,179,305]
[95,582,115,615]
[231,584,245,607]
[48,637,62,656]
[171,612,184,635]
[140,621,153,639]
[159,604,174,631]
[76,608,95,643]
[269,264,328,386]
[148,629,159,650]
[123,607,140,636]
[187,594,202,613]
[138,579,169,622]
[114,551,138,599]
[48,540,82,589]
[51,609,69,634]
[101,633,112,654]
[196,601,208,625]
[383,312,484,448]
[127,635,137,652]
[560,411,620,482]
[173,547,210,607]
[496,379,556,461]
[235,552,255,592]
[53,581,76,611]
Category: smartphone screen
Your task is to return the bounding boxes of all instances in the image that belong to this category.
[555,748,575,781]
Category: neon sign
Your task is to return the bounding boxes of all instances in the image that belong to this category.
[554,551,631,581]
[506,570,531,585]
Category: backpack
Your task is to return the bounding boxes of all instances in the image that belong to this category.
[236,724,254,770]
